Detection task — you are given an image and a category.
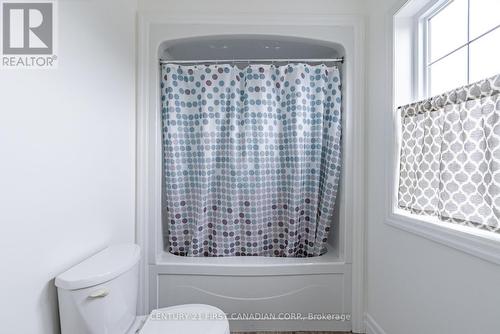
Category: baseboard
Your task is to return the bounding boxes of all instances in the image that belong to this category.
[365,313,388,334]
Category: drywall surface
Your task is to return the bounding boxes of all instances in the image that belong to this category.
[0,0,136,333]
[365,0,500,333]
[139,0,366,14]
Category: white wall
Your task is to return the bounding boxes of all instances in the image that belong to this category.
[138,0,365,14]
[0,0,136,333]
[365,0,500,333]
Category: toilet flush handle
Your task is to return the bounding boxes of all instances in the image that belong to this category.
[88,289,109,299]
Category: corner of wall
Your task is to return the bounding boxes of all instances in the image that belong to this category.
[365,313,389,334]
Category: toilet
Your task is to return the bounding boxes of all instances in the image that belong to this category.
[55,244,230,334]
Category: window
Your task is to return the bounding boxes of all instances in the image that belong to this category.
[391,0,500,266]
[424,0,500,96]
[396,0,500,234]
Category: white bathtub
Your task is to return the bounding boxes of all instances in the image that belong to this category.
[148,245,352,332]
[142,32,359,332]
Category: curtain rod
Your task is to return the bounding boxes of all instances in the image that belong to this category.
[159,57,344,65]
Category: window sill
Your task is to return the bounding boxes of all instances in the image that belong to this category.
[386,209,500,265]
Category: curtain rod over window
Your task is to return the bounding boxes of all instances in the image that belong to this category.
[159,57,344,65]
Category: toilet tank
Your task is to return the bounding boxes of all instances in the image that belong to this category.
[55,244,141,334]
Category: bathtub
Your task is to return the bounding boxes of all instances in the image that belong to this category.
[148,245,352,332]
[142,30,360,332]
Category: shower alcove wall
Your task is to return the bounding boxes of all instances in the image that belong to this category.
[137,13,365,332]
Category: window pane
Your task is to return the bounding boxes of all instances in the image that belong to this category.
[429,47,467,96]
[470,27,500,82]
[470,0,500,39]
[428,0,468,63]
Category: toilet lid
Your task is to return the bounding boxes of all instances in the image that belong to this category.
[140,304,230,334]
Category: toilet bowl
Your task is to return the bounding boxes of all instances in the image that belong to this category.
[138,304,229,334]
[55,244,230,334]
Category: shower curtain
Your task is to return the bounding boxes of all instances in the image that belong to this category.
[161,63,342,257]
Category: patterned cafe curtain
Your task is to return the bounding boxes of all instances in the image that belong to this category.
[398,74,500,232]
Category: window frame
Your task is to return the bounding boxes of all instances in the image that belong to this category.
[419,0,500,98]
[389,0,500,266]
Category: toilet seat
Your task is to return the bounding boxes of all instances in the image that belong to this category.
[139,304,230,334]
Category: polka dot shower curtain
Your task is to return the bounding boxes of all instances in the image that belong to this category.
[161,63,342,257]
